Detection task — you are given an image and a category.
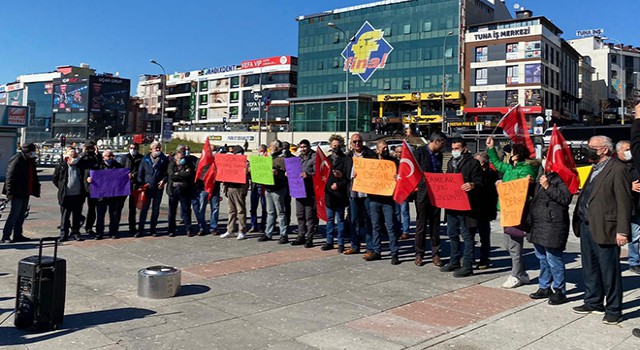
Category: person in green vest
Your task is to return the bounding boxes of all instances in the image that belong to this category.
[486,136,539,289]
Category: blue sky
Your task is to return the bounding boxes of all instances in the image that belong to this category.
[1,0,637,87]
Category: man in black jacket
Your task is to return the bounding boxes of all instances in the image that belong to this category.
[122,143,143,235]
[78,140,101,236]
[87,149,127,239]
[439,138,483,277]
[471,152,499,269]
[290,139,317,247]
[53,147,86,242]
[413,132,447,266]
[1,143,41,243]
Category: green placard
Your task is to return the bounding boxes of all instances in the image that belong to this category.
[249,155,274,185]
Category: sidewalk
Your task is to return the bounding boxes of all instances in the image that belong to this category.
[1,168,639,349]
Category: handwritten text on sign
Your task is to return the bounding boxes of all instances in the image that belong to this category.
[351,158,397,196]
[214,153,247,184]
[496,177,529,227]
[423,173,471,211]
[249,155,274,185]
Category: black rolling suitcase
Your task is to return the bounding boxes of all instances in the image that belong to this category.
[14,237,66,331]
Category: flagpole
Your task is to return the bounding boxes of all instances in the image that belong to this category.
[491,104,520,135]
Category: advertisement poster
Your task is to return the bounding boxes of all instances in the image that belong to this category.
[53,84,87,112]
[525,64,541,83]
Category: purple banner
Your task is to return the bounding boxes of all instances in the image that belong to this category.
[284,157,307,199]
[89,168,131,198]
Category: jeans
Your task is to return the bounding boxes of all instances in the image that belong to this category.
[265,187,287,238]
[60,195,85,238]
[194,190,220,233]
[138,188,164,234]
[503,232,527,279]
[533,244,566,292]
[250,185,266,231]
[96,197,125,236]
[168,191,192,234]
[447,214,474,269]
[2,196,30,240]
[627,217,640,267]
[349,197,372,251]
[326,206,346,246]
[469,219,492,264]
[371,200,399,255]
[394,201,410,234]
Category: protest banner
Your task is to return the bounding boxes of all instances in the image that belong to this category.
[249,155,274,185]
[576,165,592,189]
[284,157,307,198]
[214,153,247,184]
[351,158,397,196]
[90,168,131,198]
[423,173,471,211]
[496,177,529,227]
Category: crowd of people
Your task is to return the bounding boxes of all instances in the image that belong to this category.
[4,105,640,330]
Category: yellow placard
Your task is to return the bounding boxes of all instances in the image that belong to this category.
[576,165,592,189]
[497,178,530,227]
[351,158,397,196]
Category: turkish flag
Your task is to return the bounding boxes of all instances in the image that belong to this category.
[497,105,535,157]
[545,126,579,194]
[204,162,218,200]
[195,138,214,181]
[313,148,332,222]
[393,141,423,204]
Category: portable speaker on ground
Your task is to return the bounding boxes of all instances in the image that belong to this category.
[14,237,66,331]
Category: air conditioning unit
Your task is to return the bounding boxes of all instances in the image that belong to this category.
[456,110,464,116]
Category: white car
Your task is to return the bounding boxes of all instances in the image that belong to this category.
[311,140,331,154]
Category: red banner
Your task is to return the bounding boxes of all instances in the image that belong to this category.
[423,173,471,211]
[313,148,332,222]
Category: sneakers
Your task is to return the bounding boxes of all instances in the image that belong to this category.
[602,314,622,325]
[453,268,473,278]
[440,263,461,272]
[477,260,491,270]
[304,240,314,248]
[220,232,233,238]
[572,304,605,315]
[168,232,176,237]
[237,232,247,240]
[290,237,306,246]
[630,265,640,274]
[502,276,521,289]
[278,236,289,244]
[548,290,567,305]
[529,288,552,300]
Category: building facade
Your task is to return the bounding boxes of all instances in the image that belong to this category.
[463,10,581,134]
[292,0,512,135]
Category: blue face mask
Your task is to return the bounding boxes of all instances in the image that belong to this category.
[105,159,115,166]
[178,158,185,165]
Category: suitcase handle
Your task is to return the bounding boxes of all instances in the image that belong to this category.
[37,237,59,266]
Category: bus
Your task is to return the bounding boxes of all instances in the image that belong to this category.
[543,125,631,146]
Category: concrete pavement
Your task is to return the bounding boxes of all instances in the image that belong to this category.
[1,168,640,349]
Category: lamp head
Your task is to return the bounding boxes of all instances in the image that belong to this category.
[150,59,158,64]
[328,22,337,29]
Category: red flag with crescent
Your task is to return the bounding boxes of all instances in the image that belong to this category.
[497,104,535,157]
[393,140,423,204]
[195,138,214,181]
[545,125,579,194]
[313,148,332,222]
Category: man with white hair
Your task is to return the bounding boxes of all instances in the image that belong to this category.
[572,135,632,325]
[136,141,169,237]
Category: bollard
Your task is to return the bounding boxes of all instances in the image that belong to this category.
[137,266,181,299]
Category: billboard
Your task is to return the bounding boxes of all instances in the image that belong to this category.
[525,64,542,83]
[88,76,130,115]
[53,83,88,112]
[342,21,393,83]
[241,56,294,70]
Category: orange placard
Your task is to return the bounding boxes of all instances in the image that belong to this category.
[351,157,397,196]
[496,178,529,227]
[214,153,247,184]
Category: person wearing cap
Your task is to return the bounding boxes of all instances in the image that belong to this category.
[1,143,41,243]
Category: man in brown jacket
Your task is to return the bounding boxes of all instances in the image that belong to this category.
[572,135,632,325]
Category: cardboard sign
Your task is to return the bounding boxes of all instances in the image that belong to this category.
[576,165,592,189]
[351,157,397,196]
[214,153,247,184]
[423,173,471,211]
[496,178,530,227]
[89,168,131,198]
[284,157,307,198]
[249,155,274,185]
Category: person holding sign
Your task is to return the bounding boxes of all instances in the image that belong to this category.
[487,136,538,288]
[220,148,249,240]
[53,146,86,242]
[439,138,483,277]
[86,149,127,240]
[257,140,289,243]
[290,140,317,248]
[367,140,401,264]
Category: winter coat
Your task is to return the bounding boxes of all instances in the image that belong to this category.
[487,147,539,216]
[474,166,499,221]
[299,149,316,198]
[166,160,196,197]
[137,153,169,189]
[414,144,444,203]
[52,160,85,205]
[2,152,40,198]
[264,153,287,191]
[325,154,349,209]
[527,172,572,250]
[368,153,398,204]
[445,152,483,220]
[122,152,143,190]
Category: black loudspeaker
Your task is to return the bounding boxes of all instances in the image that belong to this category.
[15,237,66,331]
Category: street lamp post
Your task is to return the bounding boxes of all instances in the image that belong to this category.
[328,22,353,140]
[150,59,166,141]
[441,31,454,134]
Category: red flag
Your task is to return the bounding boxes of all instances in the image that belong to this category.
[195,138,214,181]
[204,160,217,200]
[393,141,423,204]
[497,105,535,157]
[313,148,332,222]
[545,126,579,194]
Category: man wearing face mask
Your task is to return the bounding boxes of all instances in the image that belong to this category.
[290,139,317,247]
[78,140,102,236]
[137,141,169,237]
[166,150,196,237]
[1,143,41,243]
[87,149,126,240]
[439,138,482,277]
[572,135,631,325]
[616,141,640,274]
[53,146,85,242]
[123,143,143,236]
[177,145,199,227]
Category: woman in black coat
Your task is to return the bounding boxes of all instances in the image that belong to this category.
[527,171,572,305]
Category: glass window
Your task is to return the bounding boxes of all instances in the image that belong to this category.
[423,48,432,60]
[200,81,208,91]
[384,27,392,37]
[475,92,488,108]
[199,94,208,105]
[506,43,519,60]
[402,79,410,90]
[506,90,518,107]
[383,80,391,90]
[507,66,519,84]
[317,61,324,70]
[475,68,488,85]
[333,32,340,43]
[525,64,542,83]
[423,21,432,32]
[475,47,488,62]
[525,41,542,59]
[333,58,340,68]
[403,24,411,34]
[199,108,207,118]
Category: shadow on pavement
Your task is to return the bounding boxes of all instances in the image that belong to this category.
[177,284,211,297]
[0,307,156,346]
[0,242,40,251]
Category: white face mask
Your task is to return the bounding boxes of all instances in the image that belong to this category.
[451,150,462,159]
[30,151,37,158]
[541,159,547,169]
[625,150,632,161]
[129,149,138,156]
